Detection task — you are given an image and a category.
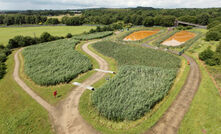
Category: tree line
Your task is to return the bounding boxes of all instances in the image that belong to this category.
[1,8,220,26]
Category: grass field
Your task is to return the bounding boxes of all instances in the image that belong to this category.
[0,51,53,134]
[0,26,95,45]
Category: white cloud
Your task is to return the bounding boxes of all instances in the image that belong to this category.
[0,0,220,10]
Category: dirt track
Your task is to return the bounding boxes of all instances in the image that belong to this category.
[143,53,201,133]
[14,40,107,134]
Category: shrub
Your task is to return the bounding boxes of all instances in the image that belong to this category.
[199,47,214,61]
[207,20,220,29]
[40,32,53,42]
[0,62,6,79]
[66,33,72,38]
[45,18,59,25]
[206,31,220,41]
[216,41,221,53]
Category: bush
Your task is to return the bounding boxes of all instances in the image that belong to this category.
[216,41,221,53]
[207,20,220,29]
[45,18,59,25]
[199,46,221,66]
[66,33,72,38]
[40,32,52,42]
[0,62,6,79]
[199,47,214,61]
[206,31,220,41]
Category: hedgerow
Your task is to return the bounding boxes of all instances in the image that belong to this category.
[92,65,177,121]
[72,31,113,40]
[22,39,92,86]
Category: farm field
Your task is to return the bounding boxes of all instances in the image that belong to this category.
[162,31,196,46]
[92,65,177,121]
[91,41,180,119]
[0,26,95,45]
[123,29,160,41]
[0,51,53,134]
[79,40,190,134]
[22,38,92,86]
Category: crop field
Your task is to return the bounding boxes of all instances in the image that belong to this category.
[0,26,95,45]
[123,30,160,41]
[162,31,196,46]
[92,65,176,121]
[91,41,180,121]
[72,31,113,40]
[92,41,180,69]
[22,39,92,86]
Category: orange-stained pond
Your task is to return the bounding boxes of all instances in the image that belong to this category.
[162,31,196,46]
[123,29,160,41]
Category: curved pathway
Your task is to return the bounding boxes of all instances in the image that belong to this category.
[14,40,107,134]
[143,47,201,133]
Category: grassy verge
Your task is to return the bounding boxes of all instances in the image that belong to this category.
[178,37,221,133]
[18,41,98,105]
[178,52,221,134]
[79,48,190,134]
[0,50,53,134]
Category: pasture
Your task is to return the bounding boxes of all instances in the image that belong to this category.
[22,39,92,86]
[0,26,95,45]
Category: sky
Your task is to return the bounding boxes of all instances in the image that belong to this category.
[0,0,220,10]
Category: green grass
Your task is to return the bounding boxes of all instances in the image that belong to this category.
[178,35,221,134]
[0,51,53,134]
[0,26,95,45]
[178,53,221,134]
[79,52,190,134]
[22,39,92,86]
